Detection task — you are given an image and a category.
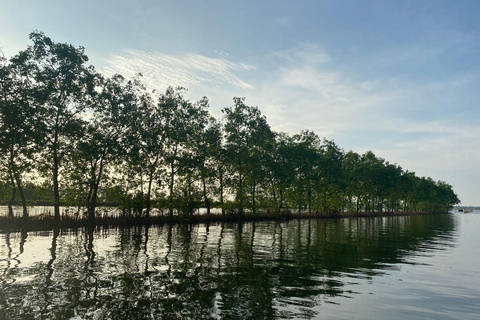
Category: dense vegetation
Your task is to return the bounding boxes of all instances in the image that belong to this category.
[0,32,459,222]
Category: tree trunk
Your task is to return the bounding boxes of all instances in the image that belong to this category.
[85,168,95,219]
[8,173,16,218]
[88,184,98,222]
[53,149,61,222]
[187,177,194,217]
[307,188,312,213]
[168,161,175,217]
[88,163,104,223]
[251,180,256,214]
[219,171,225,215]
[13,173,28,219]
[279,189,284,213]
[145,169,154,219]
[9,151,28,219]
[238,172,244,216]
[202,176,210,216]
[323,188,327,212]
[272,185,277,213]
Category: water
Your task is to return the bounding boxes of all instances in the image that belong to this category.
[0,205,120,218]
[1,212,479,319]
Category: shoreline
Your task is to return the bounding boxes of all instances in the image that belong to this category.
[0,210,451,233]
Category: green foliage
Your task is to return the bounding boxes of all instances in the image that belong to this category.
[222,98,275,214]
[0,31,461,220]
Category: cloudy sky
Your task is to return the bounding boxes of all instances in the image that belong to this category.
[1,0,479,205]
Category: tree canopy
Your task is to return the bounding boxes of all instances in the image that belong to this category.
[0,32,460,220]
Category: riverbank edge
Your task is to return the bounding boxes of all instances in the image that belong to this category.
[0,210,451,233]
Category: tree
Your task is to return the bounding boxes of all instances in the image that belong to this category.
[342,151,362,212]
[0,52,39,219]
[383,162,403,212]
[213,138,229,215]
[358,151,386,212]
[318,139,344,212]
[289,130,322,213]
[21,31,94,221]
[398,171,417,211]
[222,98,275,215]
[434,181,459,211]
[0,31,461,221]
[266,132,297,213]
[159,87,197,217]
[72,74,142,222]
[127,89,167,218]
[184,96,221,217]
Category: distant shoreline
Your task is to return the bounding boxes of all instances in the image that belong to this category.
[454,206,480,210]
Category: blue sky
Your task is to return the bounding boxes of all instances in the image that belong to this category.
[1,0,479,205]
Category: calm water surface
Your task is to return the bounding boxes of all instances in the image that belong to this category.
[1,212,479,319]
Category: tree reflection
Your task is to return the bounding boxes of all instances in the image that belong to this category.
[0,214,457,319]
[41,226,59,318]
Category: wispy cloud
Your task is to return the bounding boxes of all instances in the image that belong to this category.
[100,43,480,205]
[257,44,388,136]
[254,42,480,204]
[101,49,254,92]
[274,42,331,65]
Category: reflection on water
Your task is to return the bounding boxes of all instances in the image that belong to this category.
[0,214,478,319]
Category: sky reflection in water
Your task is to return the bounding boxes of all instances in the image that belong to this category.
[1,213,480,320]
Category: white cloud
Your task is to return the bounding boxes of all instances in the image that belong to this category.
[101,49,254,92]
[251,42,480,205]
[98,43,480,205]
[256,48,388,136]
[259,42,479,143]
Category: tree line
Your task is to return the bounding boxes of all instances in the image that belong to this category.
[0,31,460,222]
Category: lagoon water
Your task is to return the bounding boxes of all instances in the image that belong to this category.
[1,212,480,319]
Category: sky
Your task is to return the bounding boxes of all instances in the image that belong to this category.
[1,0,479,205]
